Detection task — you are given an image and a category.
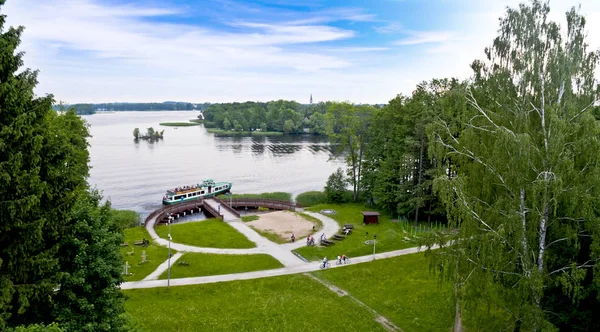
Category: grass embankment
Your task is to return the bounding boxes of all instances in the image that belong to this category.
[159,122,201,126]
[124,273,386,332]
[111,209,140,229]
[295,191,326,207]
[154,220,256,249]
[157,253,283,279]
[227,192,292,201]
[124,253,458,331]
[314,253,454,332]
[120,227,173,281]
[206,128,284,136]
[241,215,259,222]
[189,119,203,123]
[295,203,431,261]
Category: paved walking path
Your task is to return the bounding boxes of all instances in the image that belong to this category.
[121,246,431,290]
[135,206,423,289]
[205,197,238,221]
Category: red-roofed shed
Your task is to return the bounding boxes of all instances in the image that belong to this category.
[362,211,380,225]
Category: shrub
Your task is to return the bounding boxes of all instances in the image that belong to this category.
[324,168,348,203]
[295,191,326,207]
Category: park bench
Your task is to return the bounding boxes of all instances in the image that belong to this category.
[120,242,129,247]
[333,234,345,240]
[134,239,149,246]
[344,224,354,229]
[320,239,335,246]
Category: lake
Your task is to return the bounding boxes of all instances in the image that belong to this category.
[85,111,344,214]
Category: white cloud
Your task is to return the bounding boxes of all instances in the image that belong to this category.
[395,30,455,46]
[374,22,403,34]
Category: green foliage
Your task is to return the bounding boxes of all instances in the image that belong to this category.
[324,168,348,203]
[135,127,163,141]
[11,323,64,332]
[68,102,201,112]
[53,191,126,331]
[294,203,422,261]
[132,128,139,139]
[124,274,386,331]
[326,103,375,201]
[120,227,173,282]
[426,1,600,330]
[158,122,200,126]
[295,191,327,207]
[158,253,283,279]
[154,220,256,249]
[110,209,140,229]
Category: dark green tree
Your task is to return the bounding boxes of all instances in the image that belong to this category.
[0,3,125,330]
[324,168,347,204]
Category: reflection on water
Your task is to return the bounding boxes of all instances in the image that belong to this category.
[85,111,344,215]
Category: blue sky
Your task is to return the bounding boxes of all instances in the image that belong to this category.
[4,0,600,104]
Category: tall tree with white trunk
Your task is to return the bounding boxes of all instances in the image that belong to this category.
[426,1,600,330]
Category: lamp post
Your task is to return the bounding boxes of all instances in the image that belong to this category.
[167,213,173,287]
[373,234,377,260]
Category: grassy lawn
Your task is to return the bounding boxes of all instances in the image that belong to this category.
[314,252,454,332]
[159,122,201,126]
[124,274,386,332]
[157,253,283,279]
[229,192,292,201]
[120,227,174,281]
[154,220,256,249]
[294,203,426,261]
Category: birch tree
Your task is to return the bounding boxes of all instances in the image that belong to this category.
[427,1,600,330]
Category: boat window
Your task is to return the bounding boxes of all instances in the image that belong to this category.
[201,191,204,194]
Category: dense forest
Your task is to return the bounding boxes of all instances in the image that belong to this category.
[201,100,331,134]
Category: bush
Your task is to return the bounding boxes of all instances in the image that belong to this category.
[296,191,326,207]
[324,168,348,204]
[111,209,140,229]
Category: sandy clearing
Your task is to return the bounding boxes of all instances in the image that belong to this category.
[246,211,317,240]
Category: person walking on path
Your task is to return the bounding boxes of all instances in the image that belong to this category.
[217,203,221,214]
[291,233,295,243]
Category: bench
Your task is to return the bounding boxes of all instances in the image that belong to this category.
[320,239,335,246]
[134,239,149,246]
[333,234,345,240]
[344,224,354,229]
[120,242,129,247]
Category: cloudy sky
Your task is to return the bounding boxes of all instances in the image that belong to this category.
[3,0,600,104]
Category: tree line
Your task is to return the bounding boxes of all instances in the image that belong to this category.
[59,102,209,114]
[201,100,330,134]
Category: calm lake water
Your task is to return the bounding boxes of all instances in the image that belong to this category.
[85,111,344,214]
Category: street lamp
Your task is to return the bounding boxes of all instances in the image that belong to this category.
[373,234,377,260]
[167,213,173,287]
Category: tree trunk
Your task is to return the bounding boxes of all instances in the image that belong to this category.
[414,138,425,227]
[453,259,463,332]
[520,188,529,275]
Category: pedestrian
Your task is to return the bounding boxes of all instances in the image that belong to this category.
[291,233,295,243]
[218,203,221,213]
[320,233,325,241]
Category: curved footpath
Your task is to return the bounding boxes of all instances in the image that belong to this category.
[130,208,432,290]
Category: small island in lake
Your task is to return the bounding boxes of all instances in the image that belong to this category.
[133,127,164,141]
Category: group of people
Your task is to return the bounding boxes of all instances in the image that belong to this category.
[171,184,201,193]
[306,234,315,245]
[322,254,348,268]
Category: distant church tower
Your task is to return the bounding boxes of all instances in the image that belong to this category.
[310,94,313,105]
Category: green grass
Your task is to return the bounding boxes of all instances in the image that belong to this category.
[229,192,292,201]
[154,220,256,249]
[189,119,203,123]
[314,253,454,332]
[295,191,326,207]
[294,203,424,261]
[124,274,387,332]
[120,227,174,281]
[241,215,259,222]
[157,252,283,279]
[159,122,201,126]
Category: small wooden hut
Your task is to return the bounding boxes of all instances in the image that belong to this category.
[362,211,380,225]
